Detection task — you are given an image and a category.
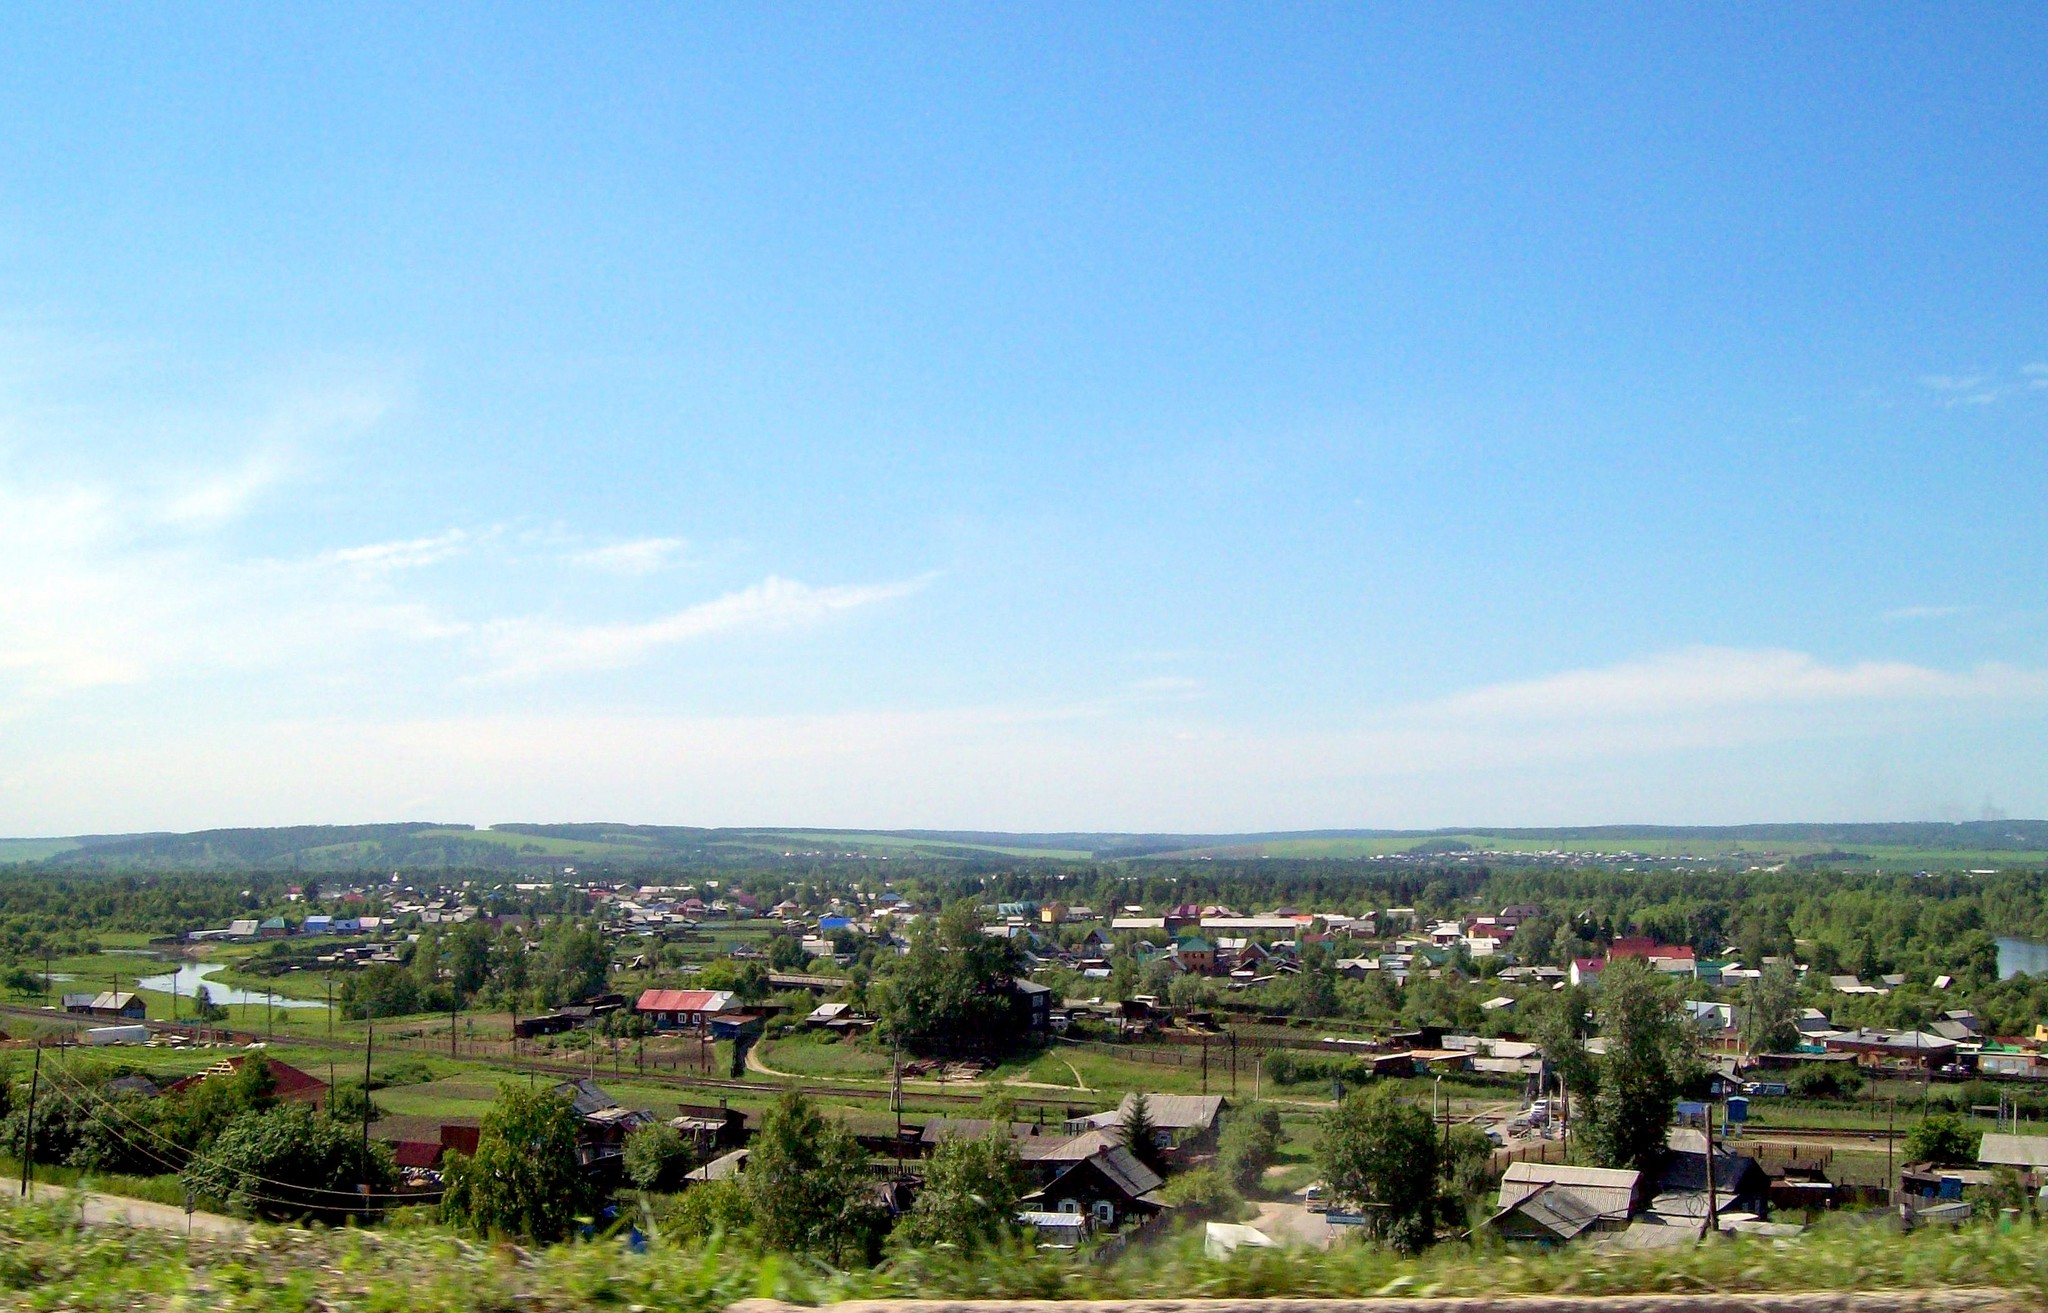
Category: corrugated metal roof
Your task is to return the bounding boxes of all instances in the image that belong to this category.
[1499,1162,1639,1219]
[1979,1132,2048,1169]
[1025,1130,1119,1161]
[1492,1182,1601,1240]
[635,988,731,1013]
[1115,1092,1224,1130]
[552,1079,618,1117]
[687,1148,749,1181]
[1085,1144,1164,1199]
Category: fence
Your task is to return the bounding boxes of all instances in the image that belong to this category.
[1489,1138,1569,1173]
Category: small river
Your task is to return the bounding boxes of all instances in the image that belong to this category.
[134,962,328,1010]
[1995,936,2048,980]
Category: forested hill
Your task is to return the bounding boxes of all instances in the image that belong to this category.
[0,819,2043,872]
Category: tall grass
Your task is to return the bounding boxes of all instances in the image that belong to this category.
[0,1195,2040,1312]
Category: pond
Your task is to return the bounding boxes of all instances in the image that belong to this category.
[1995,936,2048,980]
[134,962,328,1009]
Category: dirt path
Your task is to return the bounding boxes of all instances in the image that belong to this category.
[14,1181,248,1238]
[751,1044,1099,1097]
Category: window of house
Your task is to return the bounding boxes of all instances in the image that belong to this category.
[1058,1198,1079,1214]
[1092,1200,1115,1225]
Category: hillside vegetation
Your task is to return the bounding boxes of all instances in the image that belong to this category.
[5,819,2046,871]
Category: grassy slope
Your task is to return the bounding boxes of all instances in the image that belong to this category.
[0,838,82,863]
[9,819,2047,868]
[1151,832,2048,866]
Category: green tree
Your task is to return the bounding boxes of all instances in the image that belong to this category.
[1513,915,1558,966]
[1316,1085,1438,1253]
[327,1080,381,1125]
[1121,1091,1165,1173]
[1217,1102,1283,1194]
[623,1122,697,1193]
[1585,958,1691,1175]
[1440,1124,1495,1225]
[1904,1112,1980,1166]
[1531,984,1598,1109]
[441,1084,590,1242]
[1739,960,1801,1056]
[878,900,1026,1055]
[745,1090,883,1262]
[893,1129,1024,1250]
[769,935,811,972]
[1156,1164,1239,1219]
[661,1176,752,1243]
[191,983,227,1023]
[183,1102,394,1222]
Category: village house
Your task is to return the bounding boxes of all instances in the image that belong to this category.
[65,991,148,1022]
[1485,1163,1640,1244]
[167,1056,330,1109]
[1019,1143,1168,1231]
[1066,1093,1225,1156]
[634,988,735,1030]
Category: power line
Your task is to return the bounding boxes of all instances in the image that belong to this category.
[30,1054,433,1207]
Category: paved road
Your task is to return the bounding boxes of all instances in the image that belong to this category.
[13,1181,248,1238]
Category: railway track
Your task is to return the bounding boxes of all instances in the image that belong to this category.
[0,1001,1102,1112]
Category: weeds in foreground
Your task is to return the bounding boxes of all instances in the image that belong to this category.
[0,1200,2039,1312]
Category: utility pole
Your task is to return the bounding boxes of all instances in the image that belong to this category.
[1201,1039,1209,1095]
[359,1023,374,1219]
[1700,1101,1719,1240]
[18,1042,41,1198]
[327,973,334,1037]
[1435,1074,1447,1178]
[1886,1095,1896,1204]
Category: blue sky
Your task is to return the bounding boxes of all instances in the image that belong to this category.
[1,6,2044,833]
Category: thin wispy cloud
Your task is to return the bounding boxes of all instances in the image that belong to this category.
[1918,366,2048,408]
[321,529,472,572]
[1882,604,1970,622]
[1424,646,2043,723]
[481,574,931,681]
[1128,675,1203,699]
[570,536,688,575]
[158,447,294,525]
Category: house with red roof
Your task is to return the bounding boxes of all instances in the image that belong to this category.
[634,988,735,1030]
[165,1056,329,1109]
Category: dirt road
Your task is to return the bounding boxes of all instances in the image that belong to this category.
[13,1181,247,1238]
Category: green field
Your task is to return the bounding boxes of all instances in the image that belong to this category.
[0,837,83,863]
[1151,832,2048,868]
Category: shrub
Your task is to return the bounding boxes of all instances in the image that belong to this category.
[1157,1165,1241,1220]
[623,1122,697,1193]
[182,1102,395,1223]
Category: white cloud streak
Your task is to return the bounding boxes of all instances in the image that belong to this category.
[1421,646,2042,724]
[1919,365,2048,408]
[320,529,472,572]
[481,574,930,680]
[10,645,2044,835]
[570,537,688,575]
[1882,604,1970,622]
